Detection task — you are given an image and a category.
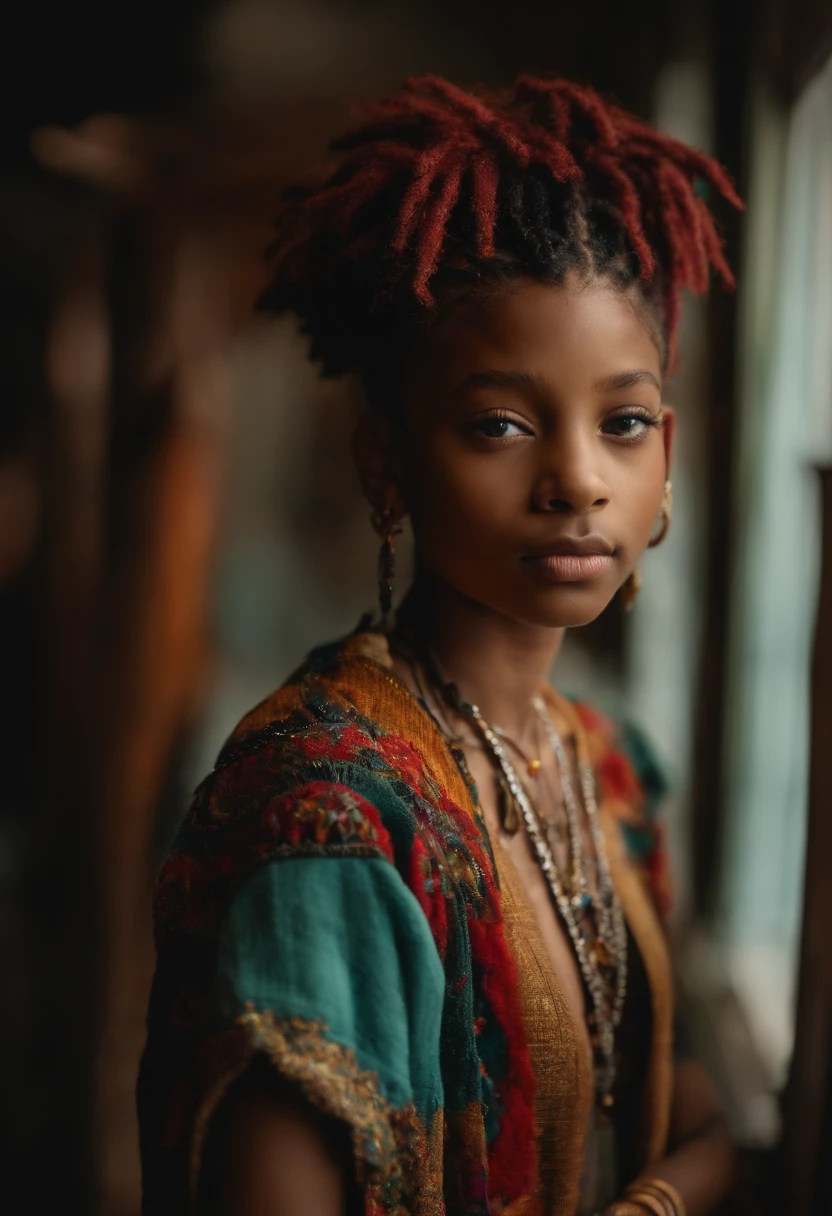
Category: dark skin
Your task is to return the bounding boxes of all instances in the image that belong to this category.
[208,274,735,1215]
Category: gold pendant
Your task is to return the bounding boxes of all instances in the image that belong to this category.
[527,758,542,778]
[595,938,614,966]
[498,776,520,834]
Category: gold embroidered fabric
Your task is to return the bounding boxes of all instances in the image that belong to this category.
[543,688,675,1171]
[496,848,594,1216]
[495,688,675,1213]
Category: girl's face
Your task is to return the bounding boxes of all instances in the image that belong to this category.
[368,274,673,630]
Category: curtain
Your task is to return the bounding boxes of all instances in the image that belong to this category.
[718,55,832,1082]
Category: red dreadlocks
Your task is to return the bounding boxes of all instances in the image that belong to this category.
[258,74,743,380]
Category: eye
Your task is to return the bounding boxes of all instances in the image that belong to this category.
[602,411,660,441]
[472,412,529,440]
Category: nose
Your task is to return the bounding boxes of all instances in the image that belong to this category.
[532,430,611,515]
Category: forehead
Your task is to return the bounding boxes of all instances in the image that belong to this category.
[419,276,663,394]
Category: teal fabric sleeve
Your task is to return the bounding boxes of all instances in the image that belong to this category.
[214,855,445,1120]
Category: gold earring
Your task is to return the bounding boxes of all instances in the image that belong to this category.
[648,479,673,548]
[620,568,642,613]
[371,505,403,629]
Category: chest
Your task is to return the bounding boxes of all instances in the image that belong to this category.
[463,745,595,1074]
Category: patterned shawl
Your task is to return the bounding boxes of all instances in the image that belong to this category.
[137,628,673,1216]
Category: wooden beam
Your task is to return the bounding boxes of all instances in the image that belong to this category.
[690,0,751,915]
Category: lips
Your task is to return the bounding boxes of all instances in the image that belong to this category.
[524,533,614,557]
[522,535,615,583]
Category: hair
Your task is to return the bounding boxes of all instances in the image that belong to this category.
[257,74,742,402]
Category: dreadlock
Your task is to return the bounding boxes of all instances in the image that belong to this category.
[257,74,742,395]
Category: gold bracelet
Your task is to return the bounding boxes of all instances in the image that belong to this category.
[642,1178,685,1216]
[623,1176,685,1216]
[619,1191,671,1216]
[605,1203,655,1216]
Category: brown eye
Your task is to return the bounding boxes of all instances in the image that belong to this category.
[603,412,659,440]
[473,415,527,440]
[478,418,511,438]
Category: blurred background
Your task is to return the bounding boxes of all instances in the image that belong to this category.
[1,1,831,1213]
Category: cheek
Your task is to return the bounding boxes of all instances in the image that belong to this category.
[612,453,666,550]
[403,439,527,544]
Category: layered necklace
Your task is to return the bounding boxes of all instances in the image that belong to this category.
[406,645,628,1110]
[469,697,628,1108]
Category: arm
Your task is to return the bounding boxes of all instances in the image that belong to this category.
[186,855,444,1216]
[609,725,734,1213]
[647,1059,736,1215]
[605,1059,736,1216]
[201,1062,354,1216]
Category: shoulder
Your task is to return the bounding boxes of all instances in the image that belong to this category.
[155,633,399,940]
[568,696,672,920]
[570,699,668,821]
[157,627,487,948]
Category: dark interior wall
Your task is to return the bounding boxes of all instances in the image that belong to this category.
[2,1,212,144]
[16,0,832,140]
[3,0,682,140]
[764,0,832,99]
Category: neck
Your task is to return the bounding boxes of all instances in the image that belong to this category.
[395,574,564,747]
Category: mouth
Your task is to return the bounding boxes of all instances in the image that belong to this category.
[521,535,615,584]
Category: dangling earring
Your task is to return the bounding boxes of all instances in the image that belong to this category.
[648,479,673,548]
[620,568,642,613]
[371,505,403,629]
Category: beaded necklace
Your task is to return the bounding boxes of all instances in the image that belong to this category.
[467,696,628,1107]
[391,634,628,1106]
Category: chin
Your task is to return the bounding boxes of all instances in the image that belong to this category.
[510,584,618,630]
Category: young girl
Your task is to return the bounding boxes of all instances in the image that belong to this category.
[138,75,742,1216]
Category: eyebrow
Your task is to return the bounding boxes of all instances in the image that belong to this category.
[452,367,662,396]
[593,369,662,393]
[451,369,547,396]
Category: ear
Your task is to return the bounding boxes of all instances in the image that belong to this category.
[659,405,675,476]
[352,411,408,519]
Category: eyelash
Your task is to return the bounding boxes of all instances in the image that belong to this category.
[603,409,661,443]
[472,410,530,440]
[472,408,661,443]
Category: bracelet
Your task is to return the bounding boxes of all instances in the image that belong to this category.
[616,1193,669,1216]
[622,1176,685,1216]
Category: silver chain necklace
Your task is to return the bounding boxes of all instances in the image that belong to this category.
[467,696,628,1107]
